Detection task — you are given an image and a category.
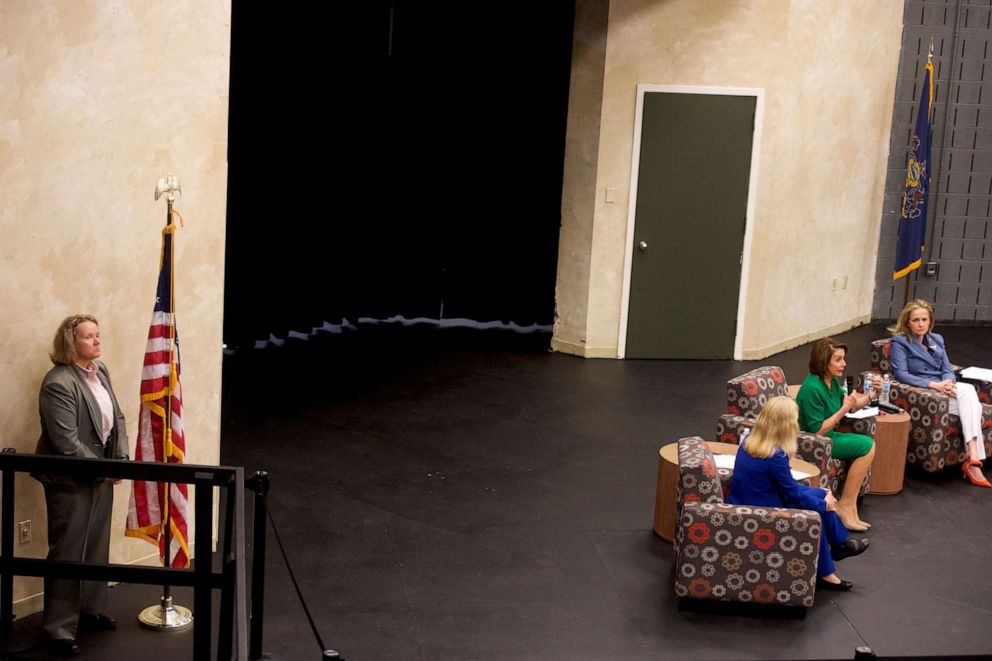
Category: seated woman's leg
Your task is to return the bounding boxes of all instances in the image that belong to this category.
[949,383,985,461]
[831,432,875,530]
[817,511,849,579]
[949,383,991,486]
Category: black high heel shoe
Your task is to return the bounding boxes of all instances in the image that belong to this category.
[816,577,854,591]
[831,537,869,562]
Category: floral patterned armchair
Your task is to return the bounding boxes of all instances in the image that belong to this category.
[870,339,992,472]
[674,436,820,608]
[717,366,872,497]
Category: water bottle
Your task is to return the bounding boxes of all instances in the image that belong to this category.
[880,374,891,406]
[863,371,874,402]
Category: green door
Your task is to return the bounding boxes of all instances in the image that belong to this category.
[624,92,755,359]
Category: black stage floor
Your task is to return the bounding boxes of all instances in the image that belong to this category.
[9,321,992,660]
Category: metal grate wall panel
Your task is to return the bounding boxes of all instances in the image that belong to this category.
[873,0,992,323]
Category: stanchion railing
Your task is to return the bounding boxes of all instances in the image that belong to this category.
[246,470,341,661]
[0,451,246,661]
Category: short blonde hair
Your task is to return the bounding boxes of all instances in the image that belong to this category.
[893,299,934,339]
[50,314,99,366]
[744,396,799,459]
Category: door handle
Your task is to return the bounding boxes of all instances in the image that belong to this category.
[638,240,648,251]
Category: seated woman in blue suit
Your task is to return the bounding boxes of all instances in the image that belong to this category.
[889,299,990,488]
[728,396,868,591]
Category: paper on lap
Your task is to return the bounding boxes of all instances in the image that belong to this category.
[845,406,879,419]
[712,453,811,482]
[959,366,992,382]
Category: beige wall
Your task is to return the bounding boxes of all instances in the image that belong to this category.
[0,1,231,614]
[553,0,904,359]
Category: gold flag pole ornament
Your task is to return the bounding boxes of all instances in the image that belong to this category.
[135,175,193,632]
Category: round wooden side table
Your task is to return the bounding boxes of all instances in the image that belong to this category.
[868,411,910,495]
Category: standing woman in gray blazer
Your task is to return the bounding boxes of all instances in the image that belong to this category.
[34,314,129,657]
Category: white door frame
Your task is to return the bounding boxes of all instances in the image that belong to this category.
[616,84,764,360]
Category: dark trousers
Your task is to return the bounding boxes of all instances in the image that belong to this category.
[43,480,113,641]
[817,510,849,577]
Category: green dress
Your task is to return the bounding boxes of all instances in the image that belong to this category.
[795,373,874,460]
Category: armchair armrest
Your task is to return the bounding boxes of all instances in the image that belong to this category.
[716,413,753,446]
[674,502,820,608]
[676,437,724,507]
[956,373,992,405]
[886,380,951,420]
[838,415,876,439]
[794,432,833,490]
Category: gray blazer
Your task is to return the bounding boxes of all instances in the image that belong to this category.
[34,361,128,487]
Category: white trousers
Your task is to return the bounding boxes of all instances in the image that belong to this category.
[949,382,986,460]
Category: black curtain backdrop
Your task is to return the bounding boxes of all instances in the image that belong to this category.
[224,1,576,348]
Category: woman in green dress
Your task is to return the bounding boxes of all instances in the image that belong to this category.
[796,337,878,532]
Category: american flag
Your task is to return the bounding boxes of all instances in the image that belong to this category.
[126,221,190,568]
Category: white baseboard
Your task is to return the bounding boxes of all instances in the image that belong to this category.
[13,551,162,618]
[551,337,618,358]
[741,315,871,360]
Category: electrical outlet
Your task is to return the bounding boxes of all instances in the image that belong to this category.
[18,520,31,545]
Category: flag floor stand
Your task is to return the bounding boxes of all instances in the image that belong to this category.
[0,617,35,654]
[138,594,193,632]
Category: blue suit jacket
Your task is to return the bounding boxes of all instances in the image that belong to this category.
[727,446,826,513]
[889,333,955,389]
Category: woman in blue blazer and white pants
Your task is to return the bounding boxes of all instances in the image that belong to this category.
[889,299,990,488]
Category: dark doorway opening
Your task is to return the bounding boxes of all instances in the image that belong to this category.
[224,1,576,349]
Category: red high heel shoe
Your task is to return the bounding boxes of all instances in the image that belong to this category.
[962,460,992,488]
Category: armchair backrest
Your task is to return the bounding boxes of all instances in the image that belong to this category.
[677,436,725,507]
[726,366,788,418]
[870,338,891,374]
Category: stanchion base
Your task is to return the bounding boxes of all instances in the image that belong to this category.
[137,600,193,632]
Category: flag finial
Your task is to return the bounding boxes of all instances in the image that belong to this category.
[154,175,182,203]
[928,37,934,62]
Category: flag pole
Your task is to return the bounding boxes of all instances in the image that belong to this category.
[902,38,936,309]
[137,175,193,632]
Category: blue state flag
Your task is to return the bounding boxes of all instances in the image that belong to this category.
[894,57,934,280]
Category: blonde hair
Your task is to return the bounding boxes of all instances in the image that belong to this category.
[50,314,99,366]
[744,396,800,459]
[893,299,934,339]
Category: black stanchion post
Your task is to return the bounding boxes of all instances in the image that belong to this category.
[247,470,270,660]
[1,449,40,655]
[1,448,16,632]
[248,469,342,661]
